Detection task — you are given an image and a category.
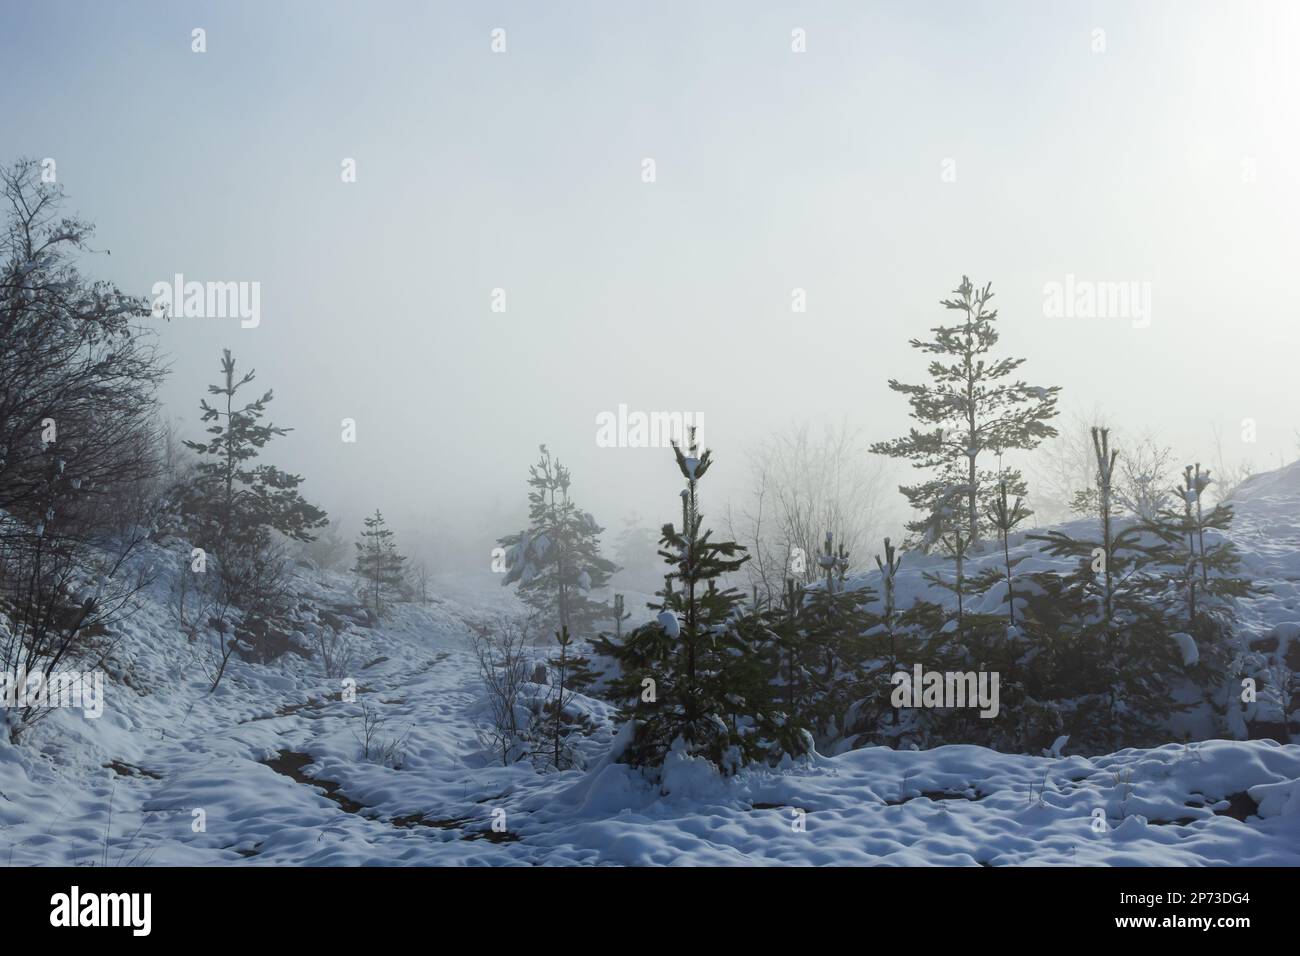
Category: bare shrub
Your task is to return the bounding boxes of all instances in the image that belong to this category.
[316,624,353,679]
[470,618,534,766]
[1031,410,1176,524]
[171,535,296,693]
[0,515,154,740]
[354,699,409,767]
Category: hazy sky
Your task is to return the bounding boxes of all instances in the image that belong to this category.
[4,0,1298,568]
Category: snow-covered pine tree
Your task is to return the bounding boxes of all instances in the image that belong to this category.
[596,429,806,773]
[1145,462,1257,721]
[842,536,949,749]
[179,349,328,552]
[925,479,1038,748]
[763,559,824,743]
[497,446,617,639]
[1025,427,1184,751]
[915,484,973,641]
[353,509,407,618]
[1155,464,1255,626]
[177,350,327,664]
[791,533,878,745]
[870,276,1060,545]
[916,482,1025,749]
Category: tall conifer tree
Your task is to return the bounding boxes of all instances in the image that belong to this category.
[180,349,327,551]
[498,446,617,639]
[353,509,407,617]
[871,277,1060,545]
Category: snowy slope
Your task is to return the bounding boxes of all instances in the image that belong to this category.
[2,463,1299,866]
[840,458,1300,642]
[1222,462,1300,651]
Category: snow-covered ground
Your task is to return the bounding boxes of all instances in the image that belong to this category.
[3,463,1300,866]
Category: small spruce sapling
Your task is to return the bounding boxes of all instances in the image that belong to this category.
[611,593,630,640]
[353,509,407,618]
[544,626,594,770]
[984,479,1032,627]
[595,429,805,772]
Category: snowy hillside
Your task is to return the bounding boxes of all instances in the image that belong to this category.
[2,464,1298,866]
[843,459,1300,634]
[830,457,1300,747]
[1221,461,1300,650]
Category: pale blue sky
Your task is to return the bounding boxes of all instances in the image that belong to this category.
[4,1,1297,560]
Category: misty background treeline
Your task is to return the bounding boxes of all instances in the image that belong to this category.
[1,158,1293,766]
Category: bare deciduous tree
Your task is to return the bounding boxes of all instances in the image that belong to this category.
[0,159,164,528]
[0,160,165,740]
[411,559,430,604]
[728,420,887,601]
[1031,410,1176,523]
[1210,423,1255,503]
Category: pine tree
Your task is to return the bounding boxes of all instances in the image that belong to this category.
[546,626,578,770]
[875,536,903,697]
[596,430,806,773]
[775,577,805,716]
[610,593,630,639]
[982,479,1032,627]
[915,487,1025,750]
[1155,464,1255,625]
[542,625,599,771]
[353,509,407,617]
[1175,465,1204,622]
[843,537,949,749]
[180,349,327,552]
[792,533,878,744]
[1148,460,1257,708]
[610,515,661,588]
[920,484,973,637]
[870,276,1060,545]
[498,446,618,639]
[1025,428,1183,751]
[178,350,326,659]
